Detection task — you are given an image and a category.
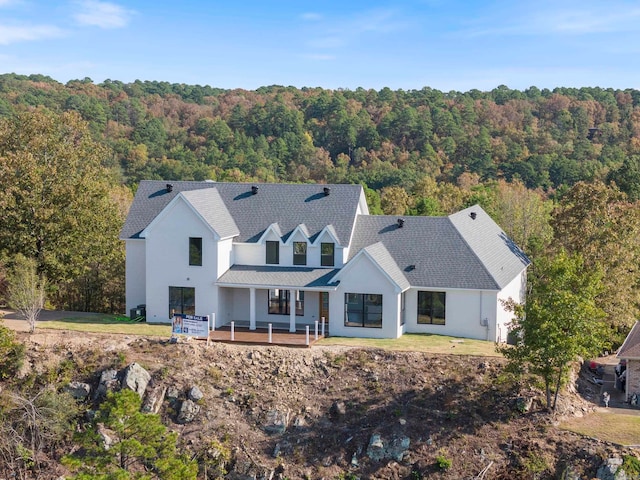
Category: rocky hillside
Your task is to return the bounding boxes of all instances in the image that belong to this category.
[5,330,639,479]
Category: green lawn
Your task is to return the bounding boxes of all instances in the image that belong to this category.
[560,411,640,446]
[36,315,172,337]
[319,333,501,356]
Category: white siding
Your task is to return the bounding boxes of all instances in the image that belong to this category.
[404,288,497,340]
[144,198,218,323]
[125,239,146,316]
[329,254,401,338]
[496,269,527,343]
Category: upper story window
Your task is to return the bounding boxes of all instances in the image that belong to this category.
[189,237,202,266]
[417,291,446,325]
[293,241,307,265]
[266,241,279,264]
[321,242,335,266]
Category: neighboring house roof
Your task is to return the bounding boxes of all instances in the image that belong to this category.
[121,180,363,244]
[618,321,640,360]
[349,206,530,290]
[217,265,340,290]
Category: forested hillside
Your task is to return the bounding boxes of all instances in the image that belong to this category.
[1,73,639,199]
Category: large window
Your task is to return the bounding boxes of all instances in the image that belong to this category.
[169,286,195,318]
[417,291,446,325]
[189,237,202,266]
[266,241,279,264]
[344,293,383,328]
[321,242,335,266]
[293,242,307,265]
[268,289,304,315]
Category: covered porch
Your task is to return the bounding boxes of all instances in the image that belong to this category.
[216,264,338,334]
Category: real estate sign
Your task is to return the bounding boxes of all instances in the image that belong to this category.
[172,314,209,338]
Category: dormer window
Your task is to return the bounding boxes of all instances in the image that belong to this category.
[189,237,202,266]
[293,242,307,265]
[266,241,279,264]
[321,242,335,266]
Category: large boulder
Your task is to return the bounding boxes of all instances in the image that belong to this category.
[142,385,167,414]
[177,399,200,424]
[121,363,151,397]
[64,381,91,400]
[188,385,204,402]
[264,409,290,435]
[95,369,119,399]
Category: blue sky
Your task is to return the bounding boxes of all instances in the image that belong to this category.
[1,0,639,92]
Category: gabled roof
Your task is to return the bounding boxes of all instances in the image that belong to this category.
[311,224,340,246]
[283,224,311,245]
[332,242,410,292]
[257,223,283,244]
[348,206,529,290]
[121,180,363,244]
[180,189,239,239]
[618,322,640,360]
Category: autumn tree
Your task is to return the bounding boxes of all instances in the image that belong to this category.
[499,250,606,410]
[551,181,640,343]
[0,109,125,312]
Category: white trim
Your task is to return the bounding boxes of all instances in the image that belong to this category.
[216,281,339,291]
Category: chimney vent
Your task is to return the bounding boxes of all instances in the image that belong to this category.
[251,185,259,195]
[166,183,173,193]
[397,218,405,228]
[470,212,477,220]
[323,187,331,196]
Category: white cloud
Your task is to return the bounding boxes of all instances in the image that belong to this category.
[0,24,65,45]
[73,0,134,29]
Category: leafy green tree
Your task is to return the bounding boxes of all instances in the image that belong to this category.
[0,109,125,312]
[64,389,197,479]
[498,250,606,410]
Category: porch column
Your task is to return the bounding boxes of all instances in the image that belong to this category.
[289,289,296,332]
[249,287,256,330]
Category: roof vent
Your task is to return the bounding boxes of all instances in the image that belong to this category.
[470,212,477,220]
[323,187,331,196]
[251,185,259,195]
[166,183,173,193]
[397,218,405,228]
[407,264,416,271]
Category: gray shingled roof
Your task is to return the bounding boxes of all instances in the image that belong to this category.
[121,180,363,244]
[348,206,529,290]
[618,322,640,359]
[359,242,410,291]
[217,265,340,289]
[180,189,239,239]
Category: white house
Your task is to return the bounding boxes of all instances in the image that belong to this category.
[120,180,530,341]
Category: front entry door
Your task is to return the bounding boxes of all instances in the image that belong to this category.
[319,292,329,330]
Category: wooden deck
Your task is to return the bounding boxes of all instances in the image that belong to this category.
[208,325,325,348]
